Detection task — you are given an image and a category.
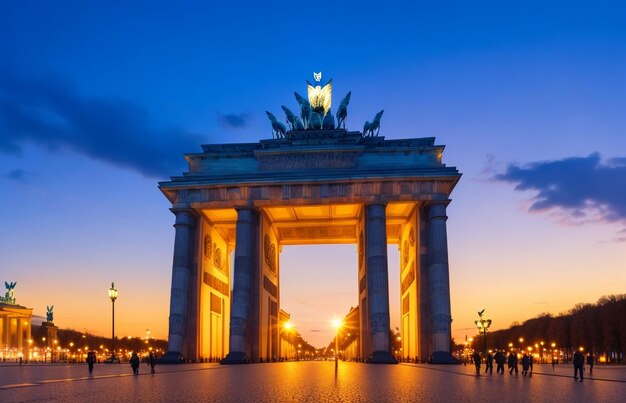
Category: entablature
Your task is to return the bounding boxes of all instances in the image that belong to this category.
[160,177,458,208]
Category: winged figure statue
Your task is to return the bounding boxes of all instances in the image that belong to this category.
[307,72,332,115]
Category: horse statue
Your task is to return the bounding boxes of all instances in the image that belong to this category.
[322,111,335,130]
[363,110,384,137]
[308,111,323,130]
[281,106,304,131]
[2,281,16,304]
[46,305,54,322]
[294,92,312,129]
[336,92,351,129]
[265,111,287,139]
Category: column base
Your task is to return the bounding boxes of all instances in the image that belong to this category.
[367,351,398,364]
[221,351,249,365]
[158,351,185,364]
[428,351,461,365]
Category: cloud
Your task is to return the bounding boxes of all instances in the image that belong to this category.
[218,113,250,129]
[0,70,207,178]
[494,153,626,224]
[5,168,28,181]
[613,229,626,243]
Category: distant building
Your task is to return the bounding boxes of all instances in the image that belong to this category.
[0,302,33,360]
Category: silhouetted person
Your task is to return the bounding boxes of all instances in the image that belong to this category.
[472,351,481,376]
[552,356,557,371]
[485,352,493,374]
[508,352,518,375]
[586,354,594,375]
[19,356,22,366]
[130,352,140,375]
[148,351,156,375]
[529,354,534,377]
[86,351,96,374]
[495,351,505,374]
[521,353,530,376]
[573,350,584,381]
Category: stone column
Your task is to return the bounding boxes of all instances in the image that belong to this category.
[427,202,457,364]
[4,315,10,348]
[162,209,196,363]
[365,203,397,364]
[17,317,23,350]
[222,207,259,364]
[1,315,7,348]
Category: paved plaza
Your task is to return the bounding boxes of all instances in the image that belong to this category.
[0,361,624,402]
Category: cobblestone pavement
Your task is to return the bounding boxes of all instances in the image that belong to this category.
[0,362,624,402]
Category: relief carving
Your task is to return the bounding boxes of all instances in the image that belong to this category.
[264,234,277,274]
[409,227,415,247]
[210,293,222,314]
[358,231,364,269]
[258,152,358,170]
[403,240,409,267]
[203,233,213,260]
[213,243,223,270]
[401,264,415,295]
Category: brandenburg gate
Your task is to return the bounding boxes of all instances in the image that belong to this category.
[159,74,461,364]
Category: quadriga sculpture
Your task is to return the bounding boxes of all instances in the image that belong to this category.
[294,92,312,129]
[281,106,305,131]
[265,111,287,139]
[363,110,384,137]
[336,92,351,129]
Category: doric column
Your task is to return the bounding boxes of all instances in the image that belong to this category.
[365,203,397,364]
[2,315,7,347]
[222,207,259,364]
[162,209,196,362]
[17,317,23,349]
[426,202,457,363]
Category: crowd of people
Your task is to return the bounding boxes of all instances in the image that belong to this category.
[85,350,157,376]
[469,350,595,381]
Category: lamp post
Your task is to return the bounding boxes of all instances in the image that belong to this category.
[474,309,492,356]
[283,321,293,360]
[332,319,343,374]
[108,282,118,362]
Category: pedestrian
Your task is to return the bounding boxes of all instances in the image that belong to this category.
[472,351,481,376]
[148,351,157,375]
[86,351,96,375]
[586,354,594,376]
[573,350,584,381]
[130,351,140,375]
[552,355,556,371]
[495,351,505,374]
[485,352,493,375]
[529,354,534,377]
[508,352,518,375]
[521,353,530,376]
[19,356,22,366]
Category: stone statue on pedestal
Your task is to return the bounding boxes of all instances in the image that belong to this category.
[46,305,54,323]
[266,73,382,137]
[1,281,17,304]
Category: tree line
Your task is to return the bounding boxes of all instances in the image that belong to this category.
[473,294,625,363]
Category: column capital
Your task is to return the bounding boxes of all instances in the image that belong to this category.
[170,208,197,226]
[426,200,450,221]
[234,205,259,213]
[364,201,388,207]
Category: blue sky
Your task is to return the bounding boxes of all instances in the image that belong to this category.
[1,1,625,346]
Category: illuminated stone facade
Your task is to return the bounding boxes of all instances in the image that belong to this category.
[0,303,33,360]
[159,129,461,364]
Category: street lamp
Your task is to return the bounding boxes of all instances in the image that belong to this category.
[332,318,343,373]
[283,321,293,360]
[108,282,118,362]
[474,309,492,356]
